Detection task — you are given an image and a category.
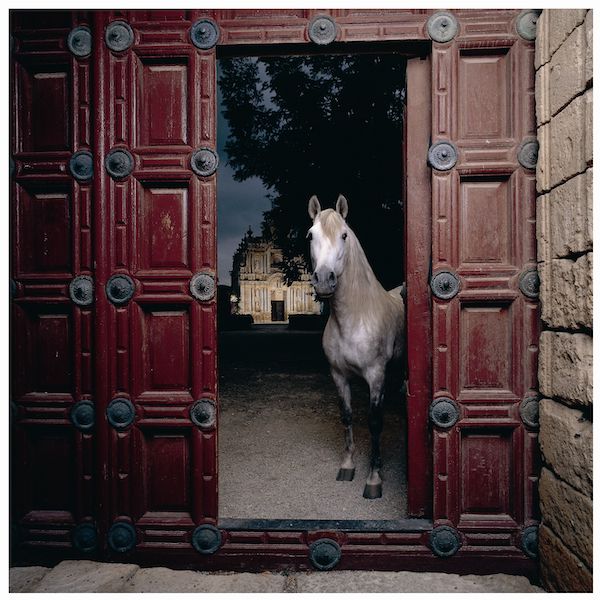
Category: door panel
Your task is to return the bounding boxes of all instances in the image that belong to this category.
[94,10,218,555]
[17,186,73,276]
[11,11,97,557]
[430,12,539,538]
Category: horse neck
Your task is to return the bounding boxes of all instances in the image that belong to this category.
[329,234,387,323]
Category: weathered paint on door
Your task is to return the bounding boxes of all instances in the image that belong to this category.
[428,10,541,545]
[10,8,539,574]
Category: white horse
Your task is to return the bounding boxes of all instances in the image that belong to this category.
[307,194,405,499]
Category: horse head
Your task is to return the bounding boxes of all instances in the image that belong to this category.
[307,194,350,299]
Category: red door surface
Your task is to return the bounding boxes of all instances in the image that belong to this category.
[428,9,540,559]
[11,8,539,575]
[11,10,98,559]
[93,9,219,557]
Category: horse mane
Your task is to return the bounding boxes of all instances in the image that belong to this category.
[318,209,400,324]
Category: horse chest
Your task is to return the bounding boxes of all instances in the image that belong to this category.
[323,321,381,374]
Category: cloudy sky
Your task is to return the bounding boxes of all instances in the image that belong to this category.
[216,62,270,287]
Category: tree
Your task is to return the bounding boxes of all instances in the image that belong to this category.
[219,53,406,289]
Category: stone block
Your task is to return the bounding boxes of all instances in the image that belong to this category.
[584,88,592,166]
[586,168,593,243]
[540,524,593,592]
[542,171,592,258]
[535,63,551,127]
[535,193,552,262]
[538,331,592,407]
[584,10,592,85]
[536,122,551,194]
[548,9,587,57]
[32,560,139,593]
[536,193,551,263]
[540,253,592,329]
[535,9,550,69]
[539,467,592,567]
[539,398,592,497]
[9,566,51,592]
[294,571,542,593]
[124,567,287,593]
[549,25,586,116]
[549,94,588,189]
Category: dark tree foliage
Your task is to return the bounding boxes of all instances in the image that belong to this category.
[219,53,406,289]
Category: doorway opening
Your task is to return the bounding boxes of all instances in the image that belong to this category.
[217,49,408,521]
[271,300,285,322]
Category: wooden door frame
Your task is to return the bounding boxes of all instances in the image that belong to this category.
[404,54,432,518]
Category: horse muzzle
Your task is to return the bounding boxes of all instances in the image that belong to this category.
[312,270,337,299]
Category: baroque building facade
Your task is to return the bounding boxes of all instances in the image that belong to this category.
[230,228,321,323]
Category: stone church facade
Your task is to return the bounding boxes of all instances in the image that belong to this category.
[231,229,320,323]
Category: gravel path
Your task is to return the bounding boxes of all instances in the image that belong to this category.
[218,326,407,520]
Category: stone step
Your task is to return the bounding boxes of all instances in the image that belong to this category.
[10,561,545,593]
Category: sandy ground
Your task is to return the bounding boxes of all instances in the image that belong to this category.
[218,325,407,520]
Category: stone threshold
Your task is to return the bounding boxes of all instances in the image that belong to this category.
[10,560,545,593]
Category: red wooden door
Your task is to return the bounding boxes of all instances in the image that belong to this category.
[11,10,98,559]
[11,9,219,561]
[92,9,218,556]
[11,8,539,573]
[428,9,540,557]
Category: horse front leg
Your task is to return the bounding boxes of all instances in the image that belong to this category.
[331,368,355,481]
[364,369,385,499]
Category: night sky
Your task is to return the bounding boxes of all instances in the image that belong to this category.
[215,54,406,291]
[217,61,270,287]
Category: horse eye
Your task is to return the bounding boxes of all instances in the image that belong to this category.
[307,232,313,241]
[342,233,348,241]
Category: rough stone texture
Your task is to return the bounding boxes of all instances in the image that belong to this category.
[539,524,593,592]
[548,93,589,190]
[535,63,550,128]
[536,121,550,194]
[538,332,593,407]
[539,253,592,329]
[534,9,550,69]
[584,10,592,85]
[547,9,587,57]
[549,25,586,117]
[8,566,51,592]
[31,560,140,593]
[124,567,287,593]
[535,9,592,594]
[294,571,543,593]
[536,170,592,260]
[539,468,592,568]
[584,88,592,166]
[539,399,592,497]
[535,63,550,127]
[9,563,545,594]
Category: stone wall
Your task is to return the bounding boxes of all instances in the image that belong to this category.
[535,9,593,592]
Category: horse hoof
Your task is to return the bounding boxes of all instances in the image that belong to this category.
[363,482,382,499]
[336,467,355,481]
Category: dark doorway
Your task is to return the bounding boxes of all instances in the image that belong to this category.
[217,51,407,520]
[271,300,285,321]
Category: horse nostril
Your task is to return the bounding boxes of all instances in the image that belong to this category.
[328,272,336,284]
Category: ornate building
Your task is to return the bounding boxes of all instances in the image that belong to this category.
[230,228,320,323]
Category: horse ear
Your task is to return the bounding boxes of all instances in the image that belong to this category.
[308,195,321,220]
[336,194,349,219]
